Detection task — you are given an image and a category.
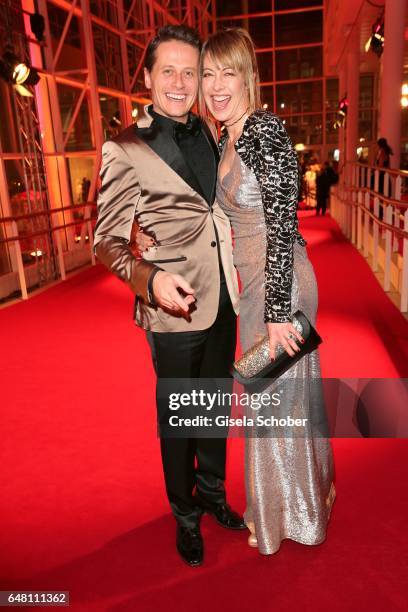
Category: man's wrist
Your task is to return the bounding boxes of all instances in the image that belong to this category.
[147,267,163,305]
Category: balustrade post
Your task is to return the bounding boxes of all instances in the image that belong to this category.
[384,205,393,292]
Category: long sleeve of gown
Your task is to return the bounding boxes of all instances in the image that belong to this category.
[237,111,305,323]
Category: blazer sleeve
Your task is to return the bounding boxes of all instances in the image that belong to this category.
[254,114,300,323]
[94,140,158,302]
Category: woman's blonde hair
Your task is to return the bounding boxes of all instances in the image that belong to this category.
[199,28,262,118]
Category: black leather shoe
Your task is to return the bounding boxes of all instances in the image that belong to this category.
[195,498,247,530]
[176,525,204,567]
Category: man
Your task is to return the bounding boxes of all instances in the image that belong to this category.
[315,163,331,216]
[316,162,337,216]
[93,25,245,567]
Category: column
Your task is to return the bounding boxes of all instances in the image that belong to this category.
[379,0,407,169]
[346,26,360,167]
[338,62,347,171]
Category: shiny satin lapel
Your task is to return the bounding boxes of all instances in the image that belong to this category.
[202,122,219,207]
[135,123,208,203]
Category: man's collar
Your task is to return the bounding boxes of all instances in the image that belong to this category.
[146,105,202,138]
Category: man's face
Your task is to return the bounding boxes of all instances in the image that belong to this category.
[144,40,199,123]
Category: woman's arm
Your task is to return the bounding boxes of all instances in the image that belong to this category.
[255,112,300,323]
[237,112,304,357]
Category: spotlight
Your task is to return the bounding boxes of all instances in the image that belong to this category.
[109,110,121,128]
[338,96,348,117]
[0,50,40,87]
[365,18,384,57]
[30,12,45,42]
[333,96,348,129]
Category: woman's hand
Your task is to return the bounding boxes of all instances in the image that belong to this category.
[266,322,304,360]
[135,228,156,252]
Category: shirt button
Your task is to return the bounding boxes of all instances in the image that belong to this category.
[211,241,216,247]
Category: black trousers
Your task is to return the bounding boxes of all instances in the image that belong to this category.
[147,277,237,528]
[316,195,328,215]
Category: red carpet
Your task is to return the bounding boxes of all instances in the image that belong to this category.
[1,212,407,611]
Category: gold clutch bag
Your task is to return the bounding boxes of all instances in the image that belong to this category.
[231,310,322,386]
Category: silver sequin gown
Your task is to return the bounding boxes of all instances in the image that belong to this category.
[217,148,335,555]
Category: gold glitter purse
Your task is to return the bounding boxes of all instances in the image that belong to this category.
[231,310,322,386]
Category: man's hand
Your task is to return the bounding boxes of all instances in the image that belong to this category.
[153,271,195,315]
[266,321,304,360]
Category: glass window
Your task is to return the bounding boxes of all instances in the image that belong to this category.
[215,17,246,30]
[276,46,322,81]
[359,110,374,141]
[216,1,271,17]
[3,160,51,266]
[58,85,93,151]
[275,0,322,9]
[275,10,322,46]
[282,114,322,145]
[260,86,274,111]
[99,95,122,141]
[47,3,86,73]
[257,52,273,83]
[277,81,322,113]
[67,157,95,204]
[248,0,272,11]
[249,17,273,48]
[326,78,339,111]
[326,112,339,144]
[359,74,374,109]
[0,83,21,153]
[92,24,124,90]
[275,49,298,80]
[127,42,146,95]
[0,189,12,276]
[90,0,118,28]
[299,46,322,77]
[276,83,298,112]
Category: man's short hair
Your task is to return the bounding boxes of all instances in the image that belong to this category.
[144,25,201,72]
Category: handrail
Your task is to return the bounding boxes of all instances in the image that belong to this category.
[339,197,408,239]
[343,185,408,210]
[0,201,97,300]
[0,218,96,244]
[345,160,408,179]
[0,202,97,224]
[331,181,408,312]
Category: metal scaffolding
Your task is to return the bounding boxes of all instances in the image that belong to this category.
[0,0,215,300]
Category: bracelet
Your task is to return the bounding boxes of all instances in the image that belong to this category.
[147,267,162,306]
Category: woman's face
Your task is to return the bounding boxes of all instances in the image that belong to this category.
[201,53,249,124]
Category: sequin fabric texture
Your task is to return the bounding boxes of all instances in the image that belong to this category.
[217,113,335,554]
[219,110,306,323]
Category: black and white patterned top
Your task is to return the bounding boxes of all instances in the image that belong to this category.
[219,110,306,324]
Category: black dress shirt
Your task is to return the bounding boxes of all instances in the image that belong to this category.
[149,108,216,205]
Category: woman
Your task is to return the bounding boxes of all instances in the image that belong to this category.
[375,137,393,200]
[375,137,393,169]
[200,28,335,555]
